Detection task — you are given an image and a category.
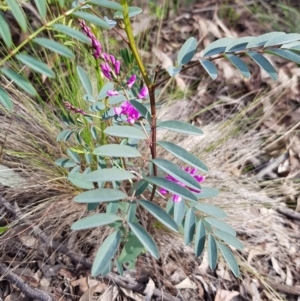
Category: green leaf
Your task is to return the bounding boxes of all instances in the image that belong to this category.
[152,158,201,191]
[174,199,185,225]
[0,12,12,48]
[106,201,118,214]
[184,208,196,245]
[92,231,121,276]
[71,213,121,230]
[126,202,137,221]
[58,0,65,7]
[131,180,148,196]
[90,102,105,112]
[113,6,142,19]
[195,221,206,257]
[281,41,300,51]
[214,230,243,250]
[224,54,250,78]
[264,33,300,48]
[84,168,135,182]
[265,48,300,65]
[72,12,110,29]
[109,94,126,105]
[208,234,217,270]
[128,221,159,259]
[16,54,55,78]
[177,37,197,66]
[68,172,94,189]
[104,126,146,139]
[33,0,47,19]
[94,144,141,158]
[205,217,236,236]
[166,198,174,215]
[157,141,208,172]
[89,0,124,11]
[145,176,198,203]
[74,188,127,203]
[116,259,123,275]
[129,100,152,123]
[33,38,75,58]
[225,36,254,52]
[194,203,226,218]
[246,32,285,48]
[98,82,114,99]
[6,0,27,32]
[77,66,93,96]
[167,66,181,77]
[216,241,240,277]
[55,158,77,168]
[138,200,179,232]
[203,37,234,57]
[53,24,91,44]
[118,235,144,263]
[199,60,218,80]
[157,120,203,135]
[1,68,37,96]
[57,129,74,141]
[194,187,219,199]
[0,87,13,111]
[246,52,277,81]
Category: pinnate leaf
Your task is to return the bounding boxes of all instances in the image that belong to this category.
[195,220,206,256]
[157,141,208,172]
[92,231,121,276]
[128,221,159,259]
[33,38,75,58]
[157,120,203,135]
[265,48,300,65]
[225,54,250,78]
[246,52,277,81]
[72,12,110,29]
[194,187,219,199]
[16,54,55,78]
[194,203,226,218]
[74,188,127,203]
[152,158,201,191]
[214,230,243,250]
[34,0,47,19]
[199,60,218,80]
[94,144,141,158]
[129,100,152,123]
[0,87,13,111]
[6,0,27,32]
[0,12,12,48]
[104,126,146,139]
[53,24,91,44]
[113,6,142,19]
[177,37,197,66]
[77,66,93,95]
[264,33,300,48]
[174,199,185,226]
[205,217,236,236]
[208,234,217,269]
[145,176,198,202]
[89,0,124,11]
[71,213,121,230]
[138,200,178,232]
[1,68,37,96]
[246,32,285,48]
[84,168,135,182]
[216,241,240,277]
[203,37,234,57]
[184,208,196,245]
[55,158,77,168]
[68,172,94,189]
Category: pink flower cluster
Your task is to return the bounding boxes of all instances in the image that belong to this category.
[160,167,205,202]
[114,101,140,124]
[79,19,101,59]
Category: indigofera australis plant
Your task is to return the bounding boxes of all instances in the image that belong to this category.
[1,0,300,278]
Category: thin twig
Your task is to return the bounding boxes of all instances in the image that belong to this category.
[0,264,54,301]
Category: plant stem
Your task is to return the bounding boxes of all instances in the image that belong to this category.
[120,0,158,204]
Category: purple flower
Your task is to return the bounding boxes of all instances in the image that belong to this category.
[114,60,121,75]
[64,101,86,116]
[102,52,110,61]
[160,167,205,202]
[127,74,136,88]
[138,86,148,99]
[79,19,101,59]
[114,101,140,124]
[107,90,119,96]
[110,54,116,65]
[100,63,112,79]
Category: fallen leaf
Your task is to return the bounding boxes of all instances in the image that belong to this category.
[214,289,239,301]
